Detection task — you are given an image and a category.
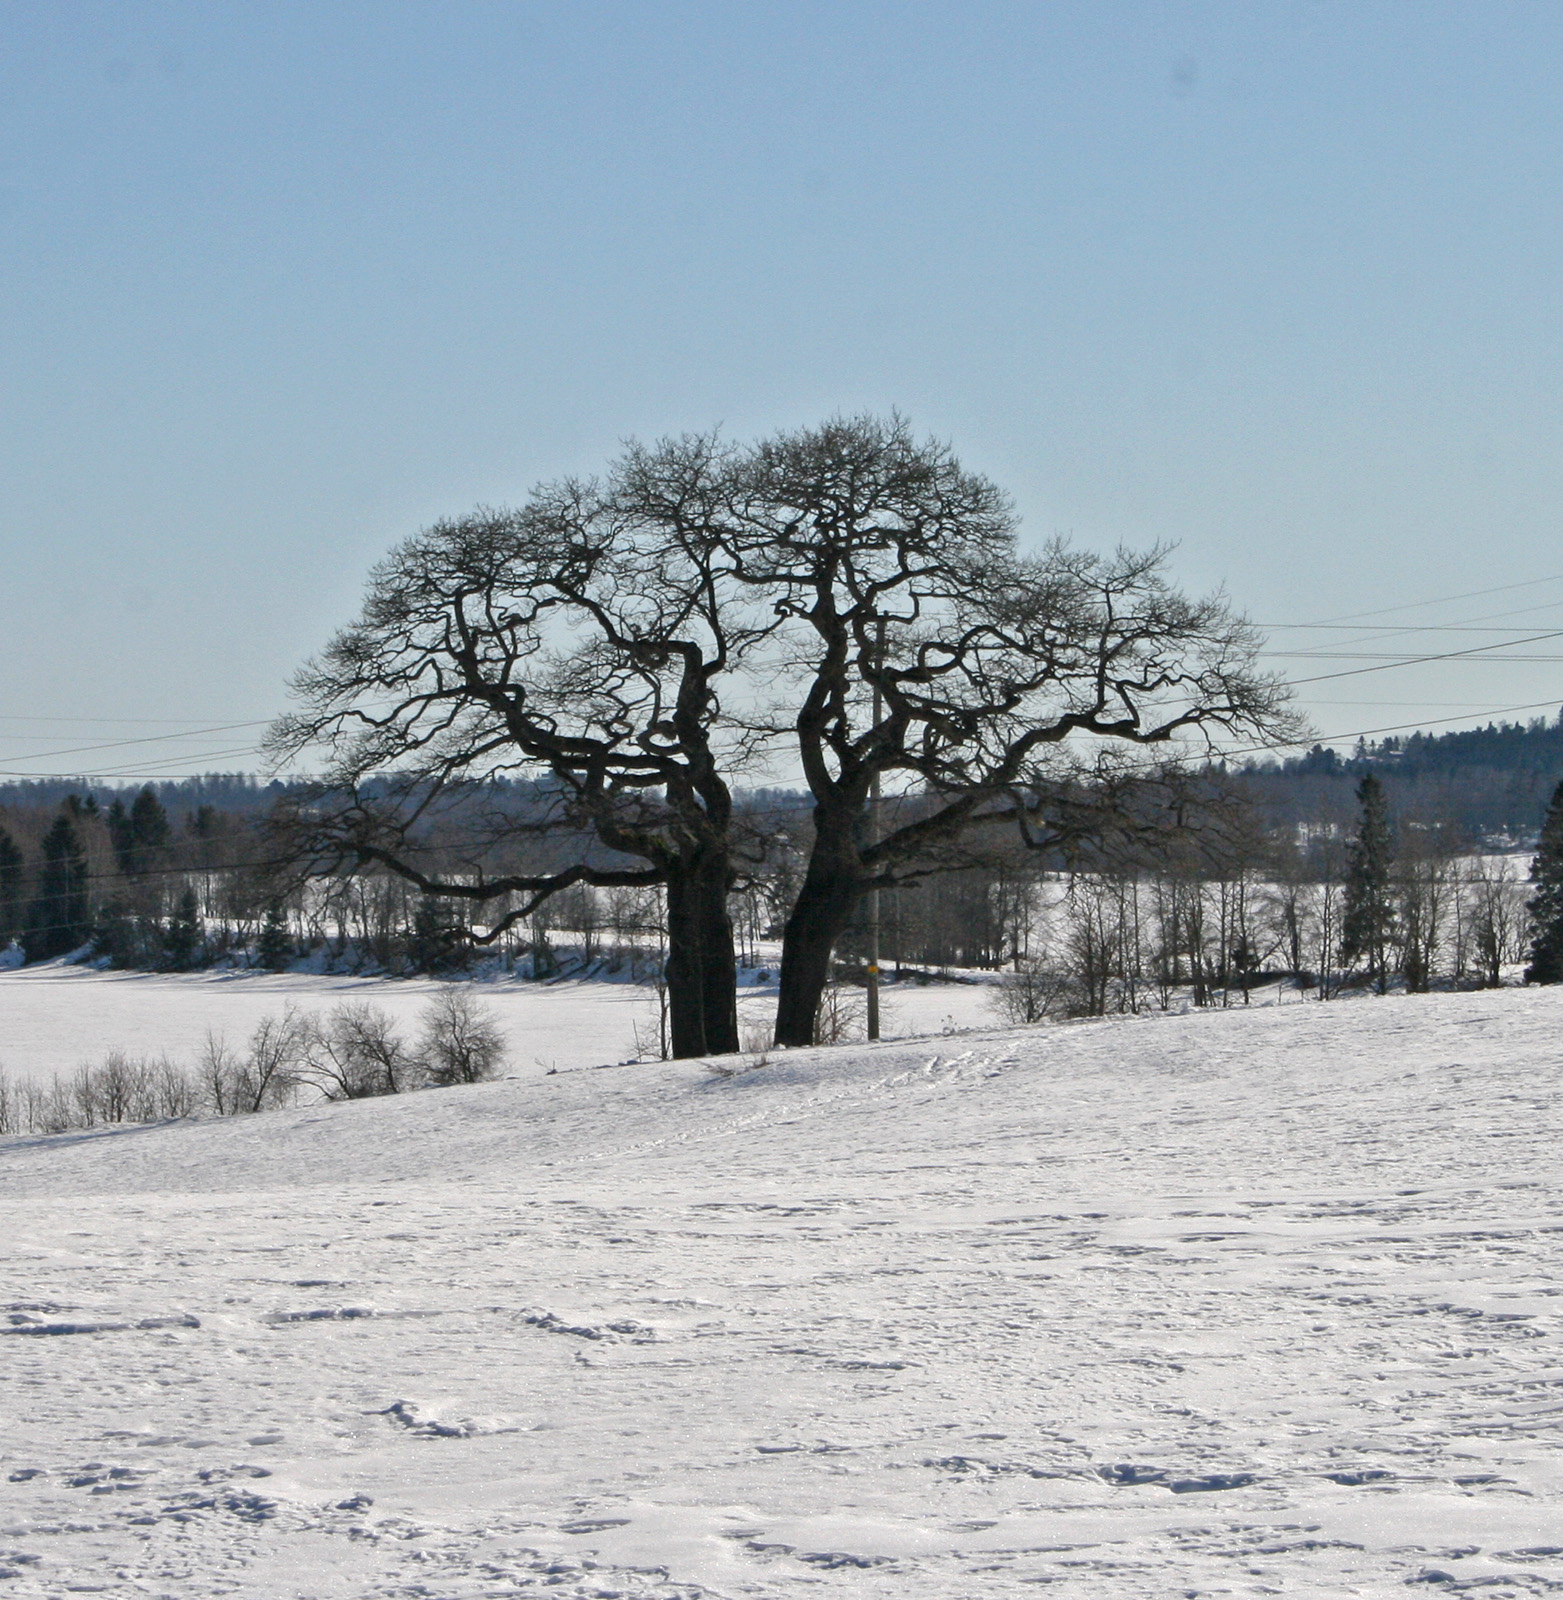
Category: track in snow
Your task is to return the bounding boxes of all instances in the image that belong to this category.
[3,989,1563,1596]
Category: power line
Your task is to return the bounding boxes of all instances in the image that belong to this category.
[1265,623,1563,635]
[1298,572,1563,628]
[0,721,271,767]
[0,746,266,781]
[0,713,277,727]
[1261,592,1563,651]
[1270,652,1563,663]
[1307,698,1561,709]
[1285,627,1563,687]
[1301,698,1563,745]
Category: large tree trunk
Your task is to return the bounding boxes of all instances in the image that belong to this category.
[773,812,863,1048]
[663,846,740,1058]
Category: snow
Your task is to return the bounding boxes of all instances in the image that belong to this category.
[0,962,997,1085]
[5,987,1563,1596]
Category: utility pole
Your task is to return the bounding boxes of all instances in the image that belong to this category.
[866,621,884,1042]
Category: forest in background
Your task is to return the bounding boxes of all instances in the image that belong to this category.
[0,705,1559,1020]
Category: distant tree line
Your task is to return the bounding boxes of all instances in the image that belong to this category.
[1243,712,1563,842]
[0,784,277,965]
[0,760,1554,1033]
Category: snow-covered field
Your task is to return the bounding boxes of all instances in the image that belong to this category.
[4,987,1563,1597]
[0,964,997,1086]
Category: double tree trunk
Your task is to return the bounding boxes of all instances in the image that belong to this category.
[773,809,864,1048]
[663,845,740,1058]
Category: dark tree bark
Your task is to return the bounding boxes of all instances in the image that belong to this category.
[773,801,864,1047]
[664,842,739,1056]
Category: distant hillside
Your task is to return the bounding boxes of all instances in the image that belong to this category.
[1244,710,1563,841]
[0,773,299,817]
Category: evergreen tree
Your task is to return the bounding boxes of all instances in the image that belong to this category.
[1341,773,1396,993]
[103,796,133,876]
[256,900,293,970]
[106,798,135,876]
[408,896,466,974]
[0,825,24,945]
[164,885,203,970]
[1525,779,1563,983]
[27,810,90,960]
[128,786,171,875]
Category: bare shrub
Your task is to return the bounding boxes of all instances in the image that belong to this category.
[199,1033,245,1116]
[150,1057,199,1119]
[813,980,865,1046]
[419,988,506,1085]
[301,1003,415,1099]
[25,1077,75,1135]
[989,959,1073,1026]
[234,1006,309,1112]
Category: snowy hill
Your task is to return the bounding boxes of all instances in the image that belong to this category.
[5,991,1563,1596]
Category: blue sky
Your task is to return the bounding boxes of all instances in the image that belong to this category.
[4,1,1563,776]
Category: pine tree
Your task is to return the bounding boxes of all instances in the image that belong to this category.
[408,897,466,974]
[1525,780,1563,983]
[0,825,24,945]
[27,810,90,960]
[1341,773,1396,993]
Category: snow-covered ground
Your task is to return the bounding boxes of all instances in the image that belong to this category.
[4,988,1563,1596]
[0,964,997,1085]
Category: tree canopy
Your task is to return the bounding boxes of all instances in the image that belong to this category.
[269,415,1297,1054]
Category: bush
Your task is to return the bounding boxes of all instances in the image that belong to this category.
[0,988,510,1138]
[419,988,507,1084]
[989,959,1074,1026]
[299,1003,415,1099]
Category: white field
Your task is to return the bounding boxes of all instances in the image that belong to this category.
[0,963,998,1085]
[4,985,1563,1597]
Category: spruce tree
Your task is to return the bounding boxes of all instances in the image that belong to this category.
[1525,779,1563,983]
[1341,772,1396,993]
[0,825,24,945]
[256,900,293,971]
[164,885,203,970]
[27,810,90,960]
[128,787,171,875]
[106,797,135,876]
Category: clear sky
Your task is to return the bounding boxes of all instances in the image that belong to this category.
[5,1,1563,779]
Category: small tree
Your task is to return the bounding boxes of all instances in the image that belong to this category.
[1397,828,1454,993]
[1525,780,1563,983]
[419,989,506,1084]
[301,1003,414,1098]
[990,955,1071,1024]
[1341,774,1396,992]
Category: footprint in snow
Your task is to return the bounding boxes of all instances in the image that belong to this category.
[378,1400,519,1438]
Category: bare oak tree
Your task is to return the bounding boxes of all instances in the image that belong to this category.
[268,436,775,1058]
[271,414,1297,1057]
[718,416,1300,1045]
